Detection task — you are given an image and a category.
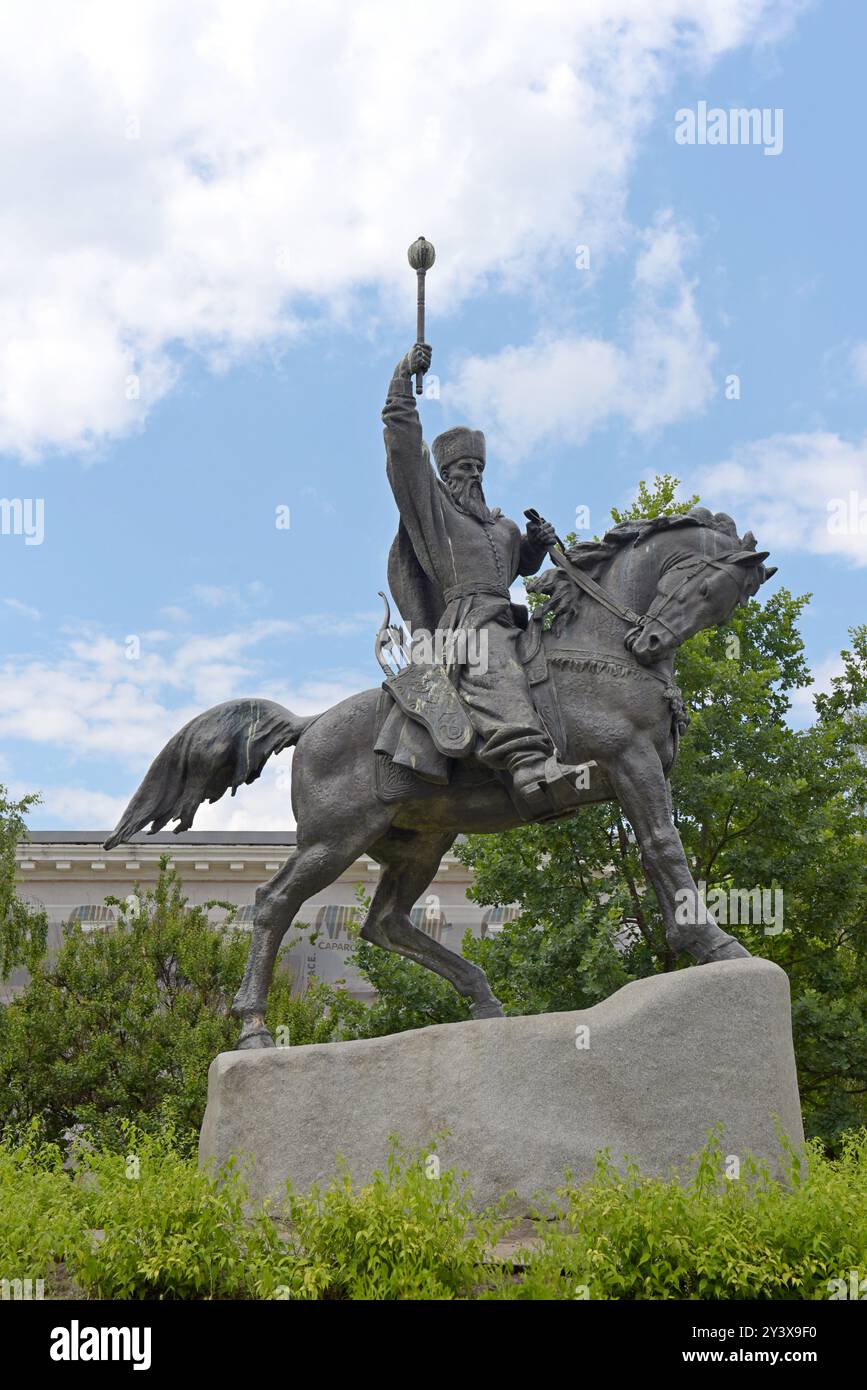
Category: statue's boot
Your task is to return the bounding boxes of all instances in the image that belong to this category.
[509,753,588,820]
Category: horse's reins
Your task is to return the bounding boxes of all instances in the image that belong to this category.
[524,509,743,647]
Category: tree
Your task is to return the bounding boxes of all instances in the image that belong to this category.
[0,786,48,979]
[454,478,867,1147]
[0,859,320,1149]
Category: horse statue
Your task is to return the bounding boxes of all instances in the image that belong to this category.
[105,505,776,1048]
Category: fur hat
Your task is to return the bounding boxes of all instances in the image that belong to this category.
[432,426,486,474]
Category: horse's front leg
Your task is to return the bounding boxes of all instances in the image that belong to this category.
[603,746,750,964]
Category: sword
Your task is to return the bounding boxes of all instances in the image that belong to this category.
[524,509,643,627]
[523,507,565,552]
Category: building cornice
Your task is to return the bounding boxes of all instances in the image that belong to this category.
[15,832,472,885]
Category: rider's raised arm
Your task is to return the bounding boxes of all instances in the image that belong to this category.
[382,344,436,514]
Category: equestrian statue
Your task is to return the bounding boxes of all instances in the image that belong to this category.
[105,239,777,1048]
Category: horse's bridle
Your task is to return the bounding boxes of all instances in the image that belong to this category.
[547,546,745,647]
[631,552,746,645]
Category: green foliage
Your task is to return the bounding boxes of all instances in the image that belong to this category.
[609,472,699,526]
[0,1125,501,1301]
[278,1141,505,1300]
[70,1125,290,1300]
[0,1121,86,1285]
[484,1129,867,1301]
[0,860,300,1150]
[268,977,362,1047]
[0,785,48,978]
[463,898,634,1016]
[2,1125,864,1300]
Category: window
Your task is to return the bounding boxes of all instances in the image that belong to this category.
[314,904,362,940]
[66,905,116,933]
[613,919,642,955]
[481,905,520,938]
[409,904,448,943]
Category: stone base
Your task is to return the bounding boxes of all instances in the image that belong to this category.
[199,958,804,1210]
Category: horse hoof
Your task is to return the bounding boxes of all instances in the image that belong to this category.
[235,1026,276,1050]
[471,998,505,1020]
[701,937,751,964]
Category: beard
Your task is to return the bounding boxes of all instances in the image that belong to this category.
[446,475,493,523]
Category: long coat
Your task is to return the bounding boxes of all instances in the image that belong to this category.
[382,375,543,638]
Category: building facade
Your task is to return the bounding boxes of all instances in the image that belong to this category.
[7,831,517,1005]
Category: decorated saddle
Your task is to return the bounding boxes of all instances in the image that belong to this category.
[371,592,567,800]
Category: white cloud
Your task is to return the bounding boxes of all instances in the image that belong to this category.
[0,617,366,828]
[851,342,867,388]
[788,652,844,725]
[191,750,297,832]
[0,0,796,459]
[695,431,867,565]
[442,214,717,465]
[3,597,41,621]
[27,786,130,829]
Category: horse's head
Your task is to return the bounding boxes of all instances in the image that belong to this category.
[625,515,777,666]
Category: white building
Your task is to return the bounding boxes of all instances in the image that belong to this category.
[8,831,519,1005]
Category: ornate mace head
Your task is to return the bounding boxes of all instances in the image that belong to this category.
[407,236,436,272]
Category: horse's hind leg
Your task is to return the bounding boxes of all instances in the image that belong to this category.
[363,831,504,1019]
[231,807,391,1049]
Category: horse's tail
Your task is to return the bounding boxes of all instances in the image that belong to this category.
[103,698,314,850]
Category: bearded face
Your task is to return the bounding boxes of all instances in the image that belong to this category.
[443,459,492,523]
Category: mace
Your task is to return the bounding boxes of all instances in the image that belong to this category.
[407,235,436,395]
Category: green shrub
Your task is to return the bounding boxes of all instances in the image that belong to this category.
[0,1125,504,1301]
[277,1142,506,1300]
[69,1123,287,1300]
[483,1127,867,1300]
[0,861,313,1151]
[0,1121,88,1288]
[1,1125,865,1300]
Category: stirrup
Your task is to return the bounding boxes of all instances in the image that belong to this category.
[510,755,587,819]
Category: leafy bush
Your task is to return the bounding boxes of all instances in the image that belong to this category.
[1,1125,865,1301]
[0,786,48,978]
[0,1122,87,1286]
[69,1124,287,1300]
[0,1125,501,1300]
[0,861,303,1151]
[278,1142,505,1300]
[483,1128,867,1300]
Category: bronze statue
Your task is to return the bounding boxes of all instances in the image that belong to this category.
[380,339,584,817]
[104,242,777,1049]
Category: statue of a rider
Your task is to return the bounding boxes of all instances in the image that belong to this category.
[381,341,581,816]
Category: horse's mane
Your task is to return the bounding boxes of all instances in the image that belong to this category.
[525,506,750,625]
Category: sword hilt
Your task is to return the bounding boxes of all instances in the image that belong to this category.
[524,508,565,553]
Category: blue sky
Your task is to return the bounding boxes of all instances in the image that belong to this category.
[0,0,864,831]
